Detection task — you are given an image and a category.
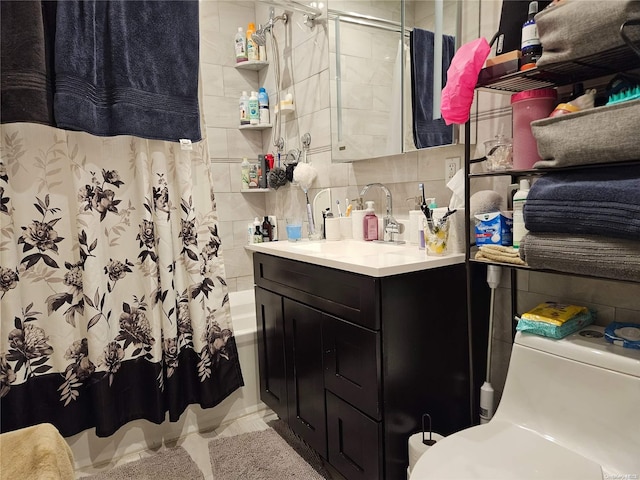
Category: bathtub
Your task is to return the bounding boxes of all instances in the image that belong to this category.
[68,289,265,469]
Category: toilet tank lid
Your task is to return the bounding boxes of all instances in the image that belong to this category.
[515,326,640,378]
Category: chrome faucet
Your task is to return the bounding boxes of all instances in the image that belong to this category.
[359,183,405,243]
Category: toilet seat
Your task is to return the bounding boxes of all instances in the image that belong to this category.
[410,420,603,480]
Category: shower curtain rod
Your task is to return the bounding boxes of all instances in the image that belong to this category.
[258,0,322,20]
[328,8,411,35]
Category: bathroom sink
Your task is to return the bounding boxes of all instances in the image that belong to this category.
[288,239,403,257]
[246,239,464,277]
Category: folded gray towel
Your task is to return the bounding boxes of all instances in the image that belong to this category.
[519,232,640,282]
[1,0,56,126]
[524,165,640,240]
[53,1,201,142]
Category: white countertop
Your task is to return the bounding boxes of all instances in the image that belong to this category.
[245,239,464,277]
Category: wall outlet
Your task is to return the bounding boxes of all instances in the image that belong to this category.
[445,157,461,182]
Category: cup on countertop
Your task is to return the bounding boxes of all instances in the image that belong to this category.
[351,210,366,241]
[286,218,303,241]
[339,217,352,239]
[325,217,341,241]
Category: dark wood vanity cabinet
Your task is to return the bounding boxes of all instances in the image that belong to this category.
[253,252,471,480]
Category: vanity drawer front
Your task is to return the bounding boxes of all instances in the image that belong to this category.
[326,391,382,480]
[253,253,380,329]
[323,315,381,420]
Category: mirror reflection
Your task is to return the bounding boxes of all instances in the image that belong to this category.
[328,0,465,162]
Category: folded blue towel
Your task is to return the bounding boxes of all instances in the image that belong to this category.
[53,1,201,143]
[524,165,640,240]
[410,28,455,149]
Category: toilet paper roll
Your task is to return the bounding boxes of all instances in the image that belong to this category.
[351,210,366,241]
[408,432,445,475]
[325,217,341,241]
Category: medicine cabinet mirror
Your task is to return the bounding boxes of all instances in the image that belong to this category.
[328,0,479,162]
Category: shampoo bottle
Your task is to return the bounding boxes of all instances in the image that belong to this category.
[235,27,247,63]
[363,201,378,241]
[258,24,267,61]
[246,23,258,61]
[248,91,259,125]
[512,179,530,249]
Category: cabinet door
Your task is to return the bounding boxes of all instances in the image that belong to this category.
[283,298,327,458]
[326,391,382,480]
[323,315,381,420]
[255,287,288,420]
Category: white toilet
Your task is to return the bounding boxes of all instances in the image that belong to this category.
[411,326,640,479]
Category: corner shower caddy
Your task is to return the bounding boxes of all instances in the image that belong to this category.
[464,22,640,419]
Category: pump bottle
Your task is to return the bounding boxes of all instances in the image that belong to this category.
[363,201,378,241]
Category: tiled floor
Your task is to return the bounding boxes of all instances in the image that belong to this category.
[75,409,279,479]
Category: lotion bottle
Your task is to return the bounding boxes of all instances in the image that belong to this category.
[512,179,530,249]
[235,27,247,63]
[363,201,378,241]
[246,23,258,61]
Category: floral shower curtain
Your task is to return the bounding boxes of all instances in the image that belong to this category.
[0,123,243,437]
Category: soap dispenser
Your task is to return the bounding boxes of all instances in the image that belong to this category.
[363,201,378,241]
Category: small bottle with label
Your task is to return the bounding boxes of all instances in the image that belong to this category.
[262,216,273,242]
[363,201,378,241]
[520,1,542,71]
[235,27,247,63]
[512,179,530,249]
[248,91,259,125]
[239,91,249,125]
[241,157,250,190]
[253,217,263,243]
[246,23,259,61]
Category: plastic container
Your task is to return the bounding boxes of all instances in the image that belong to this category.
[511,88,557,170]
[484,135,513,171]
[246,23,258,61]
[512,179,530,249]
[258,24,267,61]
[239,91,249,125]
[258,87,270,125]
[235,27,247,63]
[248,91,259,125]
[363,201,378,241]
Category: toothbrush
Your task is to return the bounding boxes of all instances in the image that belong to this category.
[336,200,342,217]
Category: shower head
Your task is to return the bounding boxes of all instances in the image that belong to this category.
[253,9,288,45]
[252,26,268,46]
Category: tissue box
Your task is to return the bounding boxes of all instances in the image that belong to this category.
[475,212,512,246]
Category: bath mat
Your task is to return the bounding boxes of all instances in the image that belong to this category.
[208,420,332,479]
[88,446,204,480]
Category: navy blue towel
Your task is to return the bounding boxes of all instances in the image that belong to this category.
[524,164,640,240]
[410,28,455,149]
[54,1,201,143]
[1,0,57,126]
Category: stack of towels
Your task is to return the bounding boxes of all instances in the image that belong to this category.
[519,164,640,282]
